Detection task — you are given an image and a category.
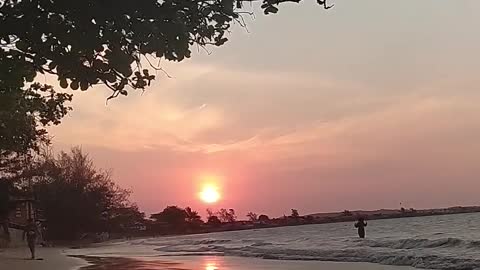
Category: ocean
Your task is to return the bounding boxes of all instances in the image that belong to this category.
[71,213,480,270]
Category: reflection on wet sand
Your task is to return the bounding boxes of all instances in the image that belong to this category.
[71,255,229,270]
[205,262,219,270]
[203,258,220,270]
[71,256,189,270]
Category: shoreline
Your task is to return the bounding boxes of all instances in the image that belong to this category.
[1,248,417,270]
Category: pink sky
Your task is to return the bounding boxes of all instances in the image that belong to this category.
[49,1,480,218]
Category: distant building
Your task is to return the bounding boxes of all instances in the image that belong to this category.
[9,196,36,225]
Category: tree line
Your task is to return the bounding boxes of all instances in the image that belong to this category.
[146,206,312,235]
[0,145,304,242]
[148,206,273,234]
[1,147,145,241]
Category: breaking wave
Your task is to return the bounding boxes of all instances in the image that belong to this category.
[150,238,480,270]
[360,237,474,249]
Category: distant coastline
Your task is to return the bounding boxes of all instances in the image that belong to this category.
[154,206,480,236]
[308,205,480,224]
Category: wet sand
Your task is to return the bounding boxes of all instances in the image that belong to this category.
[72,256,189,270]
[1,247,418,270]
[71,255,418,270]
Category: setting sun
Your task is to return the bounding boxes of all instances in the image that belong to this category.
[200,185,220,204]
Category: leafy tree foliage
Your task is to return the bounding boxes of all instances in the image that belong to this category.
[246,212,258,221]
[206,215,222,227]
[205,208,223,226]
[258,214,270,222]
[0,66,72,236]
[150,206,188,227]
[290,209,300,218]
[150,206,204,233]
[1,12,72,173]
[33,147,133,240]
[108,205,146,234]
[0,83,71,176]
[206,208,215,218]
[185,207,201,222]
[0,0,331,99]
[217,208,236,223]
[185,206,203,227]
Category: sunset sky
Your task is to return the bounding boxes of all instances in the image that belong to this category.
[49,0,480,217]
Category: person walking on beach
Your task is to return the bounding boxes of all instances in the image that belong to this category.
[23,218,38,259]
[354,217,367,238]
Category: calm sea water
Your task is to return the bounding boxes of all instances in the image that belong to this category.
[74,213,480,270]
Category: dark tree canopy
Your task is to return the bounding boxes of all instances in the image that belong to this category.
[217,208,236,223]
[0,83,71,176]
[0,84,71,154]
[150,206,188,226]
[0,81,71,237]
[33,147,133,240]
[206,215,221,227]
[150,206,205,233]
[108,205,146,233]
[246,211,258,221]
[258,214,269,222]
[185,207,202,224]
[0,0,331,99]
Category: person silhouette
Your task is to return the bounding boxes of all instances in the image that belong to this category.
[354,217,367,238]
[23,218,38,259]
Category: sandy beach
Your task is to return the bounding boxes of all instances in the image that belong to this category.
[1,245,417,270]
[0,247,87,270]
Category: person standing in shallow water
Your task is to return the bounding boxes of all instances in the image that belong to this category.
[354,217,367,238]
[23,218,38,259]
